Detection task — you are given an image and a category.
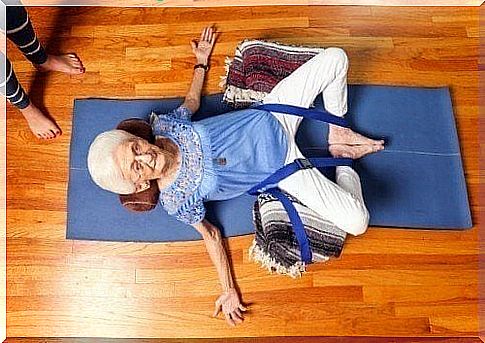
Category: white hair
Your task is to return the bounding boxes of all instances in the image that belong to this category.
[87,129,138,195]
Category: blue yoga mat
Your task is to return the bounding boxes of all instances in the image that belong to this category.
[67,86,472,242]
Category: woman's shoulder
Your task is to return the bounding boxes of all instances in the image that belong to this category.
[150,106,193,126]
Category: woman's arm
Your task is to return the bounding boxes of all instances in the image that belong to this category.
[182,26,217,114]
[192,218,247,326]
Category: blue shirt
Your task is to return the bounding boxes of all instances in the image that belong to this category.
[151,105,288,225]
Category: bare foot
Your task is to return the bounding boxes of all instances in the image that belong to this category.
[36,53,85,74]
[329,143,384,159]
[329,125,384,146]
[21,103,62,140]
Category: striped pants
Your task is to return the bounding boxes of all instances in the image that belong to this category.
[1,6,48,109]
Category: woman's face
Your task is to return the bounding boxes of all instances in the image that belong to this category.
[115,137,166,186]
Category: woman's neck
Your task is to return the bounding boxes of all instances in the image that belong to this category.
[155,136,181,188]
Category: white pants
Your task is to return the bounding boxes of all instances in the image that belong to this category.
[263,48,369,236]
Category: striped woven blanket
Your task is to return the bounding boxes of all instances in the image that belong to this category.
[249,192,347,278]
[222,40,325,107]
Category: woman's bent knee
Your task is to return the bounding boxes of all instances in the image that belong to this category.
[321,47,348,66]
[344,205,369,236]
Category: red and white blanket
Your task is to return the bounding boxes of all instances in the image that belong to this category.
[222,40,325,107]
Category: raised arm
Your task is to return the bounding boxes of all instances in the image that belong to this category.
[192,218,247,326]
[182,26,217,114]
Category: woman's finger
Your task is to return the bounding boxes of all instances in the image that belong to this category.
[210,32,217,46]
[203,27,209,42]
[207,26,214,41]
[225,313,236,327]
[200,27,206,41]
[213,302,222,317]
[230,312,243,324]
[234,308,243,319]
[232,309,244,322]
[207,27,213,42]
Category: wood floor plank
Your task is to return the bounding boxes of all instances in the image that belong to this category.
[309,253,478,270]
[363,284,477,303]
[395,302,477,318]
[312,269,477,287]
[16,0,485,5]
[4,337,485,343]
[467,26,479,38]
[8,264,135,284]
[342,230,478,255]
[429,316,479,335]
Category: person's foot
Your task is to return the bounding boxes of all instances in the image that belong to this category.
[36,53,85,74]
[329,143,384,159]
[21,103,61,140]
[329,125,384,146]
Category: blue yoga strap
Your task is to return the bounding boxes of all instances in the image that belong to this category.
[268,188,313,263]
[256,103,350,128]
[248,157,353,195]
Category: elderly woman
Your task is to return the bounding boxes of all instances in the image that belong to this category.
[88,26,384,326]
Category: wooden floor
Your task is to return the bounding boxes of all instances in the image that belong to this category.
[18,0,485,8]
[6,6,480,338]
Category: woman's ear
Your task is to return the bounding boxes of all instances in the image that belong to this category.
[135,180,150,193]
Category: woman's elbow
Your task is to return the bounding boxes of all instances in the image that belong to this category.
[203,225,222,243]
[183,98,200,113]
[195,220,222,243]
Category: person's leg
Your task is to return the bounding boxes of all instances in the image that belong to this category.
[2,55,30,109]
[1,53,61,139]
[278,158,369,236]
[6,5,47,65]
[262,48,371,235]
[263,48,350,136]
[6,5,84,74]
[335,165,364,202]
[264,48,349,111]
[263,48,383,159]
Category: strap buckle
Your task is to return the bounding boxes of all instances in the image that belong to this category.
[295,158,313,170]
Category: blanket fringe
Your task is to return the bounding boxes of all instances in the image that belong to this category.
[223,85,268,107]
[219,56,234,89]
[248,240,306,278]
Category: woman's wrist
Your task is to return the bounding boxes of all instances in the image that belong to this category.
[194,64,209,72]
[196,57,209,65]
[224,287,236,294]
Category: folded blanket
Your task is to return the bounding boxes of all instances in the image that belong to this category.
[249,192,346,278]
[222,40,325,107]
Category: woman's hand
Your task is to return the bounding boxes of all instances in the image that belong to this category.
[190,26,217,65]
[213,287,247,327]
